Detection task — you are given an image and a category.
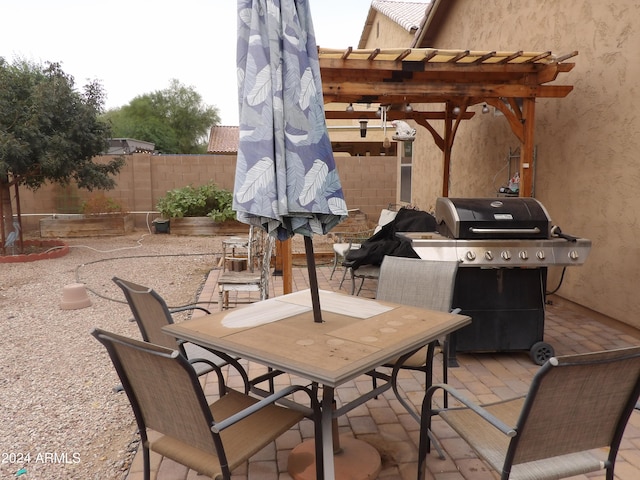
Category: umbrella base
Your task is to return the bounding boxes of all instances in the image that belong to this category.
[288,435,381,480]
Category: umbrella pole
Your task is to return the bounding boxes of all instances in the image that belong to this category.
[303,236,323,323]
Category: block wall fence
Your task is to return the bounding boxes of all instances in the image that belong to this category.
[16,153,397,234]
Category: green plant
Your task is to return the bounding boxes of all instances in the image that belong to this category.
[81,193,127,215]
[156,183,235,222]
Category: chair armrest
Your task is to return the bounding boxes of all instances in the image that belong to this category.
[187,357,230,393]
[211,384,319,433]
[170,304,211,315]
[183,344,251,394]
[425,383,517,437]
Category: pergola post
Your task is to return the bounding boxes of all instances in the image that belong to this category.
[520,98,536,197]
[442,112,453,197]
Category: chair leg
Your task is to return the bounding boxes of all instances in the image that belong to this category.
[441,336,449,408]
[268,367,275,393]
[417,402,430,480]
[417,390,443,479]
[218,288,231,311]
[329,252,339,280]
[142,444,151,480]
[339,265,349,289]
[388,345,446,461]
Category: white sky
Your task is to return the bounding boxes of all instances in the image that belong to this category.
[0,0,377,125]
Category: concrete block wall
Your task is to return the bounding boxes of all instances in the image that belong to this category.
[335,155,397,222]
[16,153,397,234]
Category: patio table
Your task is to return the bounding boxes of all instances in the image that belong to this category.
[163,289,470,480]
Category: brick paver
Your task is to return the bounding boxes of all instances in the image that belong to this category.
[125,262,640,480]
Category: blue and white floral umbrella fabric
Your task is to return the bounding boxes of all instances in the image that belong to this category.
[235,0,348,241]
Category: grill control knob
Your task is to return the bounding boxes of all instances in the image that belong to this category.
[465,251,476,261]
[501,251,511,261]
[519,251,529,260]
[569,250,580,261]
[536,250,546,260]
[484,251,494,261]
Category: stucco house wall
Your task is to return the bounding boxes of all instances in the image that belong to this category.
[361,1,640,328]
[361,8,415,47]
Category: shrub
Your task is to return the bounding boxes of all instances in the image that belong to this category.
[81,193,127,215]
[156,183,235,222]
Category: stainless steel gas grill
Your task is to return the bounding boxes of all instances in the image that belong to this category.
[399,197,592,365]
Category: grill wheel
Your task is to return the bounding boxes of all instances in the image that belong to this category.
[530,341,555,365]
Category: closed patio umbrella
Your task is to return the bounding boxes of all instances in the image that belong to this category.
[235,0,348,322]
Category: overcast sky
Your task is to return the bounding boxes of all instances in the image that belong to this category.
[0,0,379,125]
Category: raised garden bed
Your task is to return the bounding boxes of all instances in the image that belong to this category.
[39,214,134,238]
[168,217,249,236]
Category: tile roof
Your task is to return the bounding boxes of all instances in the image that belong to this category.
[207,125,239,154]
[371,0,431,33]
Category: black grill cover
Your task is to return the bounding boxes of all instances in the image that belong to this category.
[345,208,436,269]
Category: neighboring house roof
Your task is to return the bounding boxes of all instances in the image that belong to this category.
[207,125,239,154]
[373,0,430,32]
[106,138,155,155]
[360,1,431,47]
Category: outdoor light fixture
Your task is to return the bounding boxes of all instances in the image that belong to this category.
[346,103,354,112]
[376,107,382,118]
[452,106,461,115]
[482,104,490,114]
[359,119,368,138]
[404,103,413,113]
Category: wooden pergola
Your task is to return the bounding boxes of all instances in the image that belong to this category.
[319,47,577,197]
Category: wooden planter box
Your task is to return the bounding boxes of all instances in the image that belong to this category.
[40,214,134,238]
[169,217,249,236]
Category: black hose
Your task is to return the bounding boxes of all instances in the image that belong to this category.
[546,266,567,295]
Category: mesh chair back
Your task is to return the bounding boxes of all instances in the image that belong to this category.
[511,346,640,465]
[113,277,179,350]
[92,328,218,454]
[376,256,458,312]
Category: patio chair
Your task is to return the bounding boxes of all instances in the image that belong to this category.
[344,208,398,294]
[221,225,262,273]
[91,328,323,480]
[329,228,375,288]
[374,256,459,420]
[418,346,640,480]
[346,206,438,295]
[113,276,250,395]
[217,233,274,310]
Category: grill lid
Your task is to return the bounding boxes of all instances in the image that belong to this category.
[436,197,552,239]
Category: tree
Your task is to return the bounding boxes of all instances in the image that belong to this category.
[104,79,220,154]
[0,58,124,249]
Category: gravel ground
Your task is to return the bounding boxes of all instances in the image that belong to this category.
[0,232,231,480]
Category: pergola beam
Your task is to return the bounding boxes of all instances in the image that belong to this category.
[322,82,573,102]
[324,110,475,121]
